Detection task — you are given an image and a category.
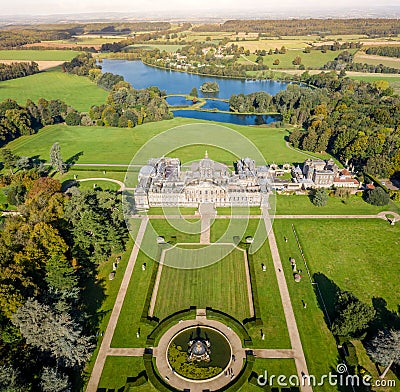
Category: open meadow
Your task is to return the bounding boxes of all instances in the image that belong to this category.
[0,49,79,61]
[6,118,313,165]
[0,67,108,112]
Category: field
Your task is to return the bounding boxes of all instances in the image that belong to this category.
[348,73,400,93]
[273,218,400,390]
[153,245,252,321]
[239,49,357,70]
[354,52,400,69]
[6,118,313,165]
[0,49,78,61]
[124,43,182,52]
[275,194,400,215]
[0,67,108,112]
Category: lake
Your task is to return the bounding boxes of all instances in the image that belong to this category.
[100,60,287,125]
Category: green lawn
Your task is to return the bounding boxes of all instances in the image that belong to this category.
[98,357,156,391]
[272,220,339,392]
[0,49,79,61]
[348,74,400,94]
[276,194,399,215]
[243,358,298,391]
[154,245,252,322]
[0,67,108,112]
[77,180,120,191]
[288,219,400,311]
[273,218,400,391]
[6,119,310,166]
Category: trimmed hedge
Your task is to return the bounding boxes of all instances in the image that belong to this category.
[206,307,253,346]
[146,307,197,346]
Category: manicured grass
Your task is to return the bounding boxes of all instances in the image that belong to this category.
[288,219,400,311]
[77,180,120,191]
[154,245,252,322]
[273,218,400,391]
[272,220,339,392]
[56,170,126,183]
[243,358,298,391]
[6,119,310,165]
[276,194,399,215]
[210,219,291,348]
[0,67,108,112]
[98,357,156,391]
[0,49,79,61]
[84,238,135,384]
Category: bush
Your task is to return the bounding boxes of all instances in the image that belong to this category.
[364,187,389,206]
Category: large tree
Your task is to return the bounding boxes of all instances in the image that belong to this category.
[367,329,400,379]
[310,188,328,207]
[331,291,375,337]
[12,299,94,368]
[49,143,66,174]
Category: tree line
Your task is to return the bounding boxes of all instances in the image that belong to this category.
[193,19,400,36]
[0,61,39,82]
[0,30,72,49]
[0,163,129,390]
[62,54,172,127]
[366,46,400,58]
[0,98,77,147]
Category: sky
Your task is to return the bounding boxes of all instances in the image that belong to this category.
[2,0,398,15]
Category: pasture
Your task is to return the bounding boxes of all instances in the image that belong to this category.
[0,67,108,112]
[0,49,78,61]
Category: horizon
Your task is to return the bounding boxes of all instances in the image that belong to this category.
[1,0,399,18]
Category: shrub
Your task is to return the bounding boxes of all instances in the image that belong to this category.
[65,111,81,126]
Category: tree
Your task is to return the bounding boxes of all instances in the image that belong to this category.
[331,291,376,337]
[364,187,389,206]
[64,111,81,126]
[12,299,94,368]
[273,59,280,65]
[310,189,328,207]
[49,143,66,174]
[40,367,70,392]
[1,148,19,174]
[0,365,25,392]
[292,55,302,65]
[189,87,198,98]
[367,329,400,379]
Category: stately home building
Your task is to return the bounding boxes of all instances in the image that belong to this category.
[133,153,271,210]
[292,159,359,189]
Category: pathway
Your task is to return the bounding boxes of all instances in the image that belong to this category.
[148,248,166,317]
[86,217,149,392]
[263,212,313,392]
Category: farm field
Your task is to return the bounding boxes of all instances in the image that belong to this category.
[153,245,252,322]
[354,51,400,69]
[0,49,79,61]
[0,67,108,112]
[124,43,182,52]
[239,49,357,69]
[6,119,312,165]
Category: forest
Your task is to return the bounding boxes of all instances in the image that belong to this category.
[0,62,39,82]
[0,169,128,390]
[230,72,400,180]
[193,19,400,36]
[365,46,400,58]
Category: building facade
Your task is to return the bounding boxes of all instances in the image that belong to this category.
[133,153,271,210]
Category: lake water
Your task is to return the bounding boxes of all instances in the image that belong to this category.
[100,60,287,125]
[173,110,281,126]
